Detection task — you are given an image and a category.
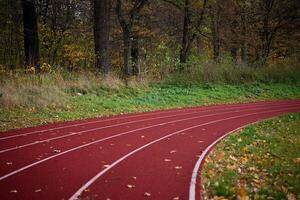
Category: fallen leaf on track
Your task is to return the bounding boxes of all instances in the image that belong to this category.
[127,184,135,189]
[170,150,177,154]
[34,189,42,193]
[10,190,18,193]
[144,192,151,197]
[164,159,172,162]
[174,166,182,169]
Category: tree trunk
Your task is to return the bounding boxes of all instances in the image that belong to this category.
[241,13,248,64]
[179,0,191,64]
[21,0,40,71]
[94,0,110,74]
[123,29,132,77]
[131,34,140,76]
[230,47,237,64]
[211,16,220,62]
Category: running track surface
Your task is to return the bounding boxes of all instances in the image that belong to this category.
[0,100,299,200]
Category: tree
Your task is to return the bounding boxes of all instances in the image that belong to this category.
[21,0,40,71]
[178,0,208,64]
[94,0,110,74]
[115,0,147,78]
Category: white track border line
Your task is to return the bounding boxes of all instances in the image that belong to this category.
[68,107,299,200]
[187,111,300,200]
[0,103,288,153]
[0,105,234,141]
[189,125,250,200]
[0,102,227,139]
[0,100,295,140]
[0,105,297,182]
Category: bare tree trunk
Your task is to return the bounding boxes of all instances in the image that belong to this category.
[211,15,220,62]
[131,34,140,76]
[180,0,191,64]
[241,13,248,64]
[21,0,40,71]
[116,0,147,79]
[230,47,237,64]
[123,29,132,77]
[94,0,110,74]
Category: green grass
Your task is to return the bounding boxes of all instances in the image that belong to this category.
[0,80,299,131]
[201,113,300,200]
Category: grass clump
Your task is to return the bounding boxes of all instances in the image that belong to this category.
[201,113,300,200]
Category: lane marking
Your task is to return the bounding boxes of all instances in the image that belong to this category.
[0,103,290,153]
[0,106,230,141]
[1,101,296,140]
[189,125,249,200]
[188,112,300,200]
[0,105,297,181]
[68,107,299,200]
[0,104,219,140]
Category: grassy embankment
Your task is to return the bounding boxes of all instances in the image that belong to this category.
[0,70,300,131]
[201,113,300,200]
[0,64,299,132]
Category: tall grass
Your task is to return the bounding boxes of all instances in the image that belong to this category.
[0,72,134,108]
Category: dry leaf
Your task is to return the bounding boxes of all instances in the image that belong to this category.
[293,158,300,164]
[287,193,295,200]
[144,192,151,197]
[127,184,135,189]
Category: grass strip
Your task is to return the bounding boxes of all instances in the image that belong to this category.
[1,83,299,132]
[201,112,300,200]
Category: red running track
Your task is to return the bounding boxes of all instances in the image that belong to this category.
[0,100,299,200]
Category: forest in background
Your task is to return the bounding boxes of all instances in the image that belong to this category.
[0,0,299,80]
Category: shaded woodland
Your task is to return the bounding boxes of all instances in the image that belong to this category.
[0,0,299,79]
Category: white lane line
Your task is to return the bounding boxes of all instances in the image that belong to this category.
[0,103,285,153]
[189,125,249,200]
[0,107,223,141]
[0,107,197,140]
[0,104,292,154]
[0,103,223,140]
[0,101,294,140]
[68,107,299,200]
[1,105,296,181]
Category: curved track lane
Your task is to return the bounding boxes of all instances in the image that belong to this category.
[0,100,299,200]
